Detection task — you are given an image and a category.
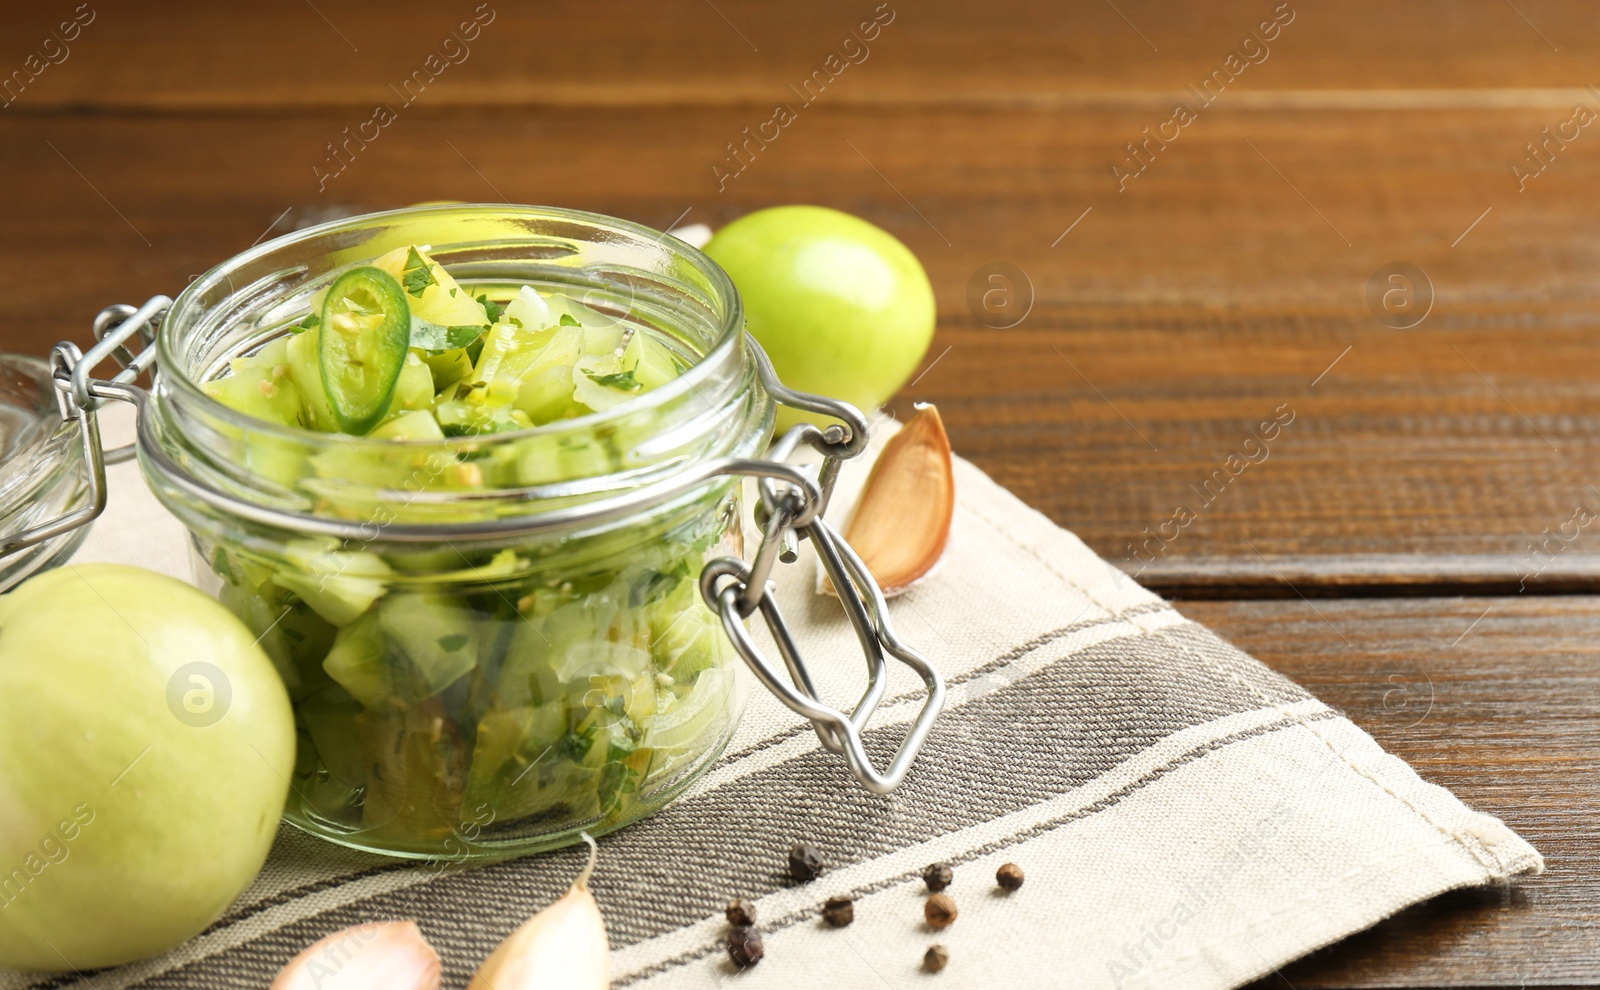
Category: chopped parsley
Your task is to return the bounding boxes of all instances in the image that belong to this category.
[598,758,641,815]
[293,312,320,333]
[585,367,641,391]
[559,313,580,327]
[628,559,690,607]
[401,246,438,297]
[212,548,237,584]
[410,319,488,352]
[437,633,471,652]
[475,293,505,323]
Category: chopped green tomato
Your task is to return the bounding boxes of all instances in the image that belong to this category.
[504,285,550,328]
[627,331,686,390]
[372,244,489,330]
[529,325,585,373]
[434,398,532,436]
[557,295,623,333]
[321,610,389,708]
[468,321,584,423]
[275,540,393,626]
[387,351,436,416]
[463,702,569,815]
[378,592,479,697]
[285,328,340,430]
[318,266,412,434]
[515,364,579,423]
[573,329,646,411]
[305,426,454,489]
[421,347,475,391]
[642,668,731,754]
[469,322,573,402]
[371,408,445,441]
[297,685,365,786]
[581,322,627,357]
[573,368,638,411]
[201,340,313,488]
[202,338,301,427]
[358,697,467,839]
[647,574,733,682]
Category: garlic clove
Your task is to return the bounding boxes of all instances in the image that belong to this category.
[831,403,955,597]
[466,833,610,990]
[270,920,441,990]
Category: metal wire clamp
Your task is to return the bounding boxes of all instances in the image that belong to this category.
[699,341,946,795]
[0,298,166,558]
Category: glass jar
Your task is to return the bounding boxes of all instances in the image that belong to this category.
[9,204,944,862]
[0,355,93,591]
[145,206,775,858]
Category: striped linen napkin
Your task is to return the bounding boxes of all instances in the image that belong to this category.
[15,405,1541,990]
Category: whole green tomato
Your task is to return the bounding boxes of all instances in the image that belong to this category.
[704,206,936,431]
[0,564,294,971]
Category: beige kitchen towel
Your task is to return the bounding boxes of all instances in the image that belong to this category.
[16,404,1540,990]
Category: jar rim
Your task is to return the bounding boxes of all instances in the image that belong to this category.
[157,203,745,451]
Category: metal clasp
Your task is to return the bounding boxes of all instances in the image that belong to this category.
[0,298,166,558]
[699,338,945,795]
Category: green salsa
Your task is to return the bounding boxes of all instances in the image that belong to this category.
[205,245,687,440]
[200,246,737,854]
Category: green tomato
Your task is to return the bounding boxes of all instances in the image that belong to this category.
[703,205,935,431]
[0,565,295,971]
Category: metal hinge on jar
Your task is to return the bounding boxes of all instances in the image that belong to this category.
[0,298,167,560]
[698,342,946,795]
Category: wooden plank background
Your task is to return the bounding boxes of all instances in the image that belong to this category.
[8,1,1600,592]
[1,1,1596,985]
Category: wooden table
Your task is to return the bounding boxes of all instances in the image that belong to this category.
[2,1,1595,984]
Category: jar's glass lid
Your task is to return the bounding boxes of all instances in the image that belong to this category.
[0,354,90,591]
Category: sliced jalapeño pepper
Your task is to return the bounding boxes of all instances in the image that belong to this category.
[318,266,411,434]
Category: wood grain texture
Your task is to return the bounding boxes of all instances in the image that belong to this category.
[1185,597,1600,988]
[2,1,1599,110]
[7,99,1600,590]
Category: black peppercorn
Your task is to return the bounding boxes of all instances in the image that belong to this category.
[821,895,854,927]
[726,898,757,927]
[922,862,953,892]
[788,842,824,882]
[996,862,1024,891]
[924,892,957,928]
[924,944,949,972]
[727,926,764,968]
